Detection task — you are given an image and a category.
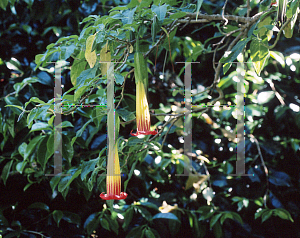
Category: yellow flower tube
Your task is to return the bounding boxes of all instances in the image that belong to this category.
[100,144,127,200]
[130,51,158,136]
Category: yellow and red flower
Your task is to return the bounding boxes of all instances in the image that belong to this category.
[100,144,127,200]
[131,80,158,136]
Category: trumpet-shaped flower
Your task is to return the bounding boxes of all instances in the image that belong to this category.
[131,80,158,136]
[100,145,127,200]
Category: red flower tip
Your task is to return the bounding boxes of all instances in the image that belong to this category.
[130,129,158,136]
[100,192,128,200]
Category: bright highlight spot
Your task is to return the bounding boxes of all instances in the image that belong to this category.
[290,53,300,60]
[289,103,300,112]
[290,65,296,72]
[286,57,292,66]
[155,156,162,164]
[134,169,140,176]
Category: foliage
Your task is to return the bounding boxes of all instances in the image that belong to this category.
[1,0,300,237]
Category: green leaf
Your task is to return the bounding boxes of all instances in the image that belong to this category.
[5,104,23,112]
[231,212,243,224]
[61,44,76,60]
[58,169,81,193]
[136,206,153,221]
[28,202,50,211]
[30,122,52,132]
[37,136,53,170]
[212,221,223,238]
[62,211,81,225]
[23,183,33,191]
[35,54,46,70]
[0,112,2,133]
[105,214,119,235]
[81,158,99,180]
[255,208,269,220]
[220,212,233,225]
[100,217,110,231]
[144,228,156,238]
[250,38,269,76]
[195,0,203,21]
[151,4,167,22]
[50,175,61,193]
[62,135,74,163]
[74,85,88,102]
[76,65,98,86]
[60,121,74,128]
[210,213,222,229]
[122,207,134,231]
[121,7,137,25]
[95,29,105,44]
[0,213,9,226]
[4,96,23,114]
[286,0,299,18]
[115,73,124,85]
[27,107,49,129]
[274,208,294,222]
[187,212,200,238]
[37,71,53,86]
[261,210,273,223]
[53,210,63,227]
[47,133,54,155]
[16,161,27,174]
[71,118,93,146]
[85,213,100,235]
[126,225,145,238]
[85,34,97,68]
[6,114,15,138]
[24,97,48,108]
[93,107,105,128]
[124,159,138,191]
[169,12,187,19]
[1,160,13,185]
[152,212,180,222]
[25,135,44,160]
[0,0,8,10]
[71,50,87,86]
[220,38,251,74]
[117,108,135,122]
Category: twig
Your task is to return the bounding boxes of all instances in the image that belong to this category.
[179,17,191,31]
[160,117,178,149]
[247,0,251,18]
[266,79,285,105]
[249,134,269,208]
[116,68,134,110]
[221,0,229,27]
[175,11,265,24]
[269,18,292,50]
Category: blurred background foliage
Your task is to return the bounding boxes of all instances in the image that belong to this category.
[0,0,300,237]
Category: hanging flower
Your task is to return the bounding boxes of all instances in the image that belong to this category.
[100,144,127,200]
[131,80,157,136]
